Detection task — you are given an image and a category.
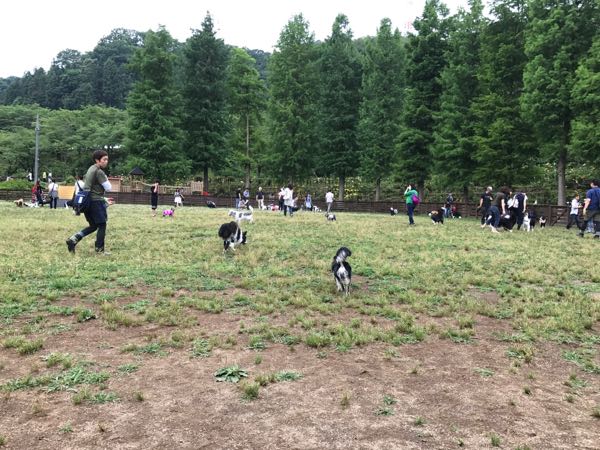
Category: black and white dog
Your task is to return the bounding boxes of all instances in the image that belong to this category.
[331,247,352,295]
[229,205,254,223]
[390,207,398,216]
[499,209,518,231]
[218,221,247,252]
[539,216,547,228]
[326,213,336,221]
[428,209,444,224]
[206,201,217,208]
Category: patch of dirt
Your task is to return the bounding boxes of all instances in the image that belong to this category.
[1,309,599,449]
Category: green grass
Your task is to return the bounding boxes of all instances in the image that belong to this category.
[1,204,599,433]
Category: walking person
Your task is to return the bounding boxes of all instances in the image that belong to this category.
[150,180,160,217]
[283,184,294,217]
[478,186,493,225]
[484,186,510,233]
[235,188,242,209]
[47,178,59,209]
[566,193,582,230]
[305,192,313,211]
[325,189,334,213]
[580,180,600,239]
[278,187,285,213]
[174,189,184,207]
[512,190,527,230]
[33,180,43,206]
[444,192,454,218]
[404,184,419,226]
[256,187,264,210]
[65,150,113,254]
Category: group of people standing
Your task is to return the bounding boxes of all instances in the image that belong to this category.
[233,186,336,216]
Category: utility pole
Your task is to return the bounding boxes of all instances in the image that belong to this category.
[34,114,40,182]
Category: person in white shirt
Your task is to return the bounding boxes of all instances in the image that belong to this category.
[283,184,294,217]
[47,179,59,209]
[325,190,334,213]
[174,189,184,207]
[566,193,582,230]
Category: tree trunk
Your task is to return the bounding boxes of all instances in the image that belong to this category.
[375,177,381,202]
[557,150,566,206]
[338,174,345,201]
[245,114,251,189]
[203,165,209,194]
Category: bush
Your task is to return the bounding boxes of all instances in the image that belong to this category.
[0,179,32,190]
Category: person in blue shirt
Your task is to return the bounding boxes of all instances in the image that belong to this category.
[580,179,600,239]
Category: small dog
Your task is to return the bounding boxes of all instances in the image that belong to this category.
[390,207,398,216]
[14,198,24,207]
[163,207,174,218]
[428,209,444,224]
[539,216,547,228]
[229,205,254,223]
[326,213,336,221]
[218,221,247,252]
[331,247,352,295]
[313,205,322,213]
[206,201,217,208]
[499,210,517,231]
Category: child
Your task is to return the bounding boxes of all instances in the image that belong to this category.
[174,189,184,207]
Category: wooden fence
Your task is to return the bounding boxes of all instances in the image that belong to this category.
[0,190,573,225]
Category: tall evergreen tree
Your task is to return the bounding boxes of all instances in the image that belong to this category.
[266,14,320,182]
[182,13,230,192]
[125,27,187,181]
[358,19,405,201]
[226,47,267,189]
[396,0,450,193]
[317,14,362,200]
[521,0,599,204]
[571,33,600,166]
[432,0,485,200]
[471,0,536,188]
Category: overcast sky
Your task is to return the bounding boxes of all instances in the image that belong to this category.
[2,0,471,78]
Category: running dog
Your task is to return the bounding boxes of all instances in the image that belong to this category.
[331,247,352,295]
[390,208,398,216]
[218,221,247,252]
[206,201,217,208]
[228,205,254,223]
[326,213,336,221]
[162,207,174,218]
[428,209,444,224]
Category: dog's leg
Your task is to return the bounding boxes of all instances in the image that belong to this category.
[335,278,342,292]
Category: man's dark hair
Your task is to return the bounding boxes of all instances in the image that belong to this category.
[92,149,108,162]
[288,183,293,190]
[592,179,599,187]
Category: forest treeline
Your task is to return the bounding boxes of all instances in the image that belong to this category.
[0,0,598,203]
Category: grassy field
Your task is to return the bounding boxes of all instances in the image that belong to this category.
[0,202,598,449]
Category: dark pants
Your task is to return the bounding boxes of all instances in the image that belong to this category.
[515,209,524,229]
[480,207,489,225]
[284,205,293,216]
[50,196,58,209]
[486,206,500,228]
[581,209,600,237]
[71,201,108,251]
[407,203,415,224]
[566,214,581,230]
